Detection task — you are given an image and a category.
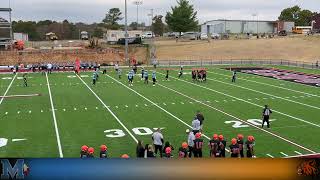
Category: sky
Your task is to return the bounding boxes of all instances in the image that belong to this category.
[0,0,319,25]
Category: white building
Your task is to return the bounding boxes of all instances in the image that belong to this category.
[13,33,29,41]
[201,19,294,34]
[104,30,142,43]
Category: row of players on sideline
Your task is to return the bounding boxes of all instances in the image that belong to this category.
[79,131,255,159]
[78,110,274,159]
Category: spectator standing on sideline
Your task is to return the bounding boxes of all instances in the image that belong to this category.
[136,140,145,158]
[192,117,201,135]
[196,111,205,130]
[147,145,156,158]
[186,129,195,158]
[152,128,164,158]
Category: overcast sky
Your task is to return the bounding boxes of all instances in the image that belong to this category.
[0,0,319,24]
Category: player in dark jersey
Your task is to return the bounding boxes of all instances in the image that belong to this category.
[80,145,89,158]
[100,145,108,158]
[87,147,95,158]
[232,70,237,83]
[191,70,196,82]
[178,142,189,158]
[208,134,219,157]
[229,138,240,158]
[178,66,183,78]
[203,70,207,82]
[141,67,145,80]
[165,70,169,80]
[218,135,226,158]
[23,73,28,87]
[193,133,204,158]
[237,134,244,158]
[246,136,255,158]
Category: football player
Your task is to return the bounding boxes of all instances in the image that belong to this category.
[218,135,226,158]
[229,138,240,158]
[141,67,145,80]
[128,70,134,86]
[237,134,244,158]
[193,132,204,158]
[164,147,173,158]
[144,70,149,84]
[92,71,97,85]
[80,145,88,158]
[87,147,95,158]
[165,70,169,80]
[100,145,108,158]
[152,71,157,86]
[118,68,122,79]
[23,73,28,87]
[246,135,256,158]
[208,134,219,157]
[178,142,189,158]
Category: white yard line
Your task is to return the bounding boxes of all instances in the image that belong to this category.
[76,74,138,143]
[208,70,320,97]
[157,82,316,154]
[280,152,289,157]
[46,73,63,158]
[206,77,320,110]
[284,153,320,158]
[266,154,274,158]
[106,74,230,152]
[161,73,320,128]
[0,73,17,106]
[294,151,303,155]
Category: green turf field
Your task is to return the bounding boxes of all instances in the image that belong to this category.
[0,65,319,158]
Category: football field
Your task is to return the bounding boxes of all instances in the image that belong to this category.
[0,65,319,158]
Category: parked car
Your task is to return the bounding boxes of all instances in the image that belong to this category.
[211,33,220,39]
[200,33,208,40]
[182,32,197,40]
[278,30,287,36]
[141,32,154,39]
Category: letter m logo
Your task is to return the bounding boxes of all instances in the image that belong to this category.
[1,159,24,179]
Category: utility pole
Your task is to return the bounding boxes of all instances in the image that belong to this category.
[133,0,143,29]
[125,0,129,66]
[9,0,13,46]
[149,9,154,36]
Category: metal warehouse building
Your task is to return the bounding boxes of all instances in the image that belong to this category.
[201,19,294,34]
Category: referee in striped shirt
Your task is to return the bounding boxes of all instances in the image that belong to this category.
[262,105,272,128]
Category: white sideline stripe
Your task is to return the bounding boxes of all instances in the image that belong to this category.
[266,154,274,158]
[0,73,17,105]
[208,71,320,98]
[164,73,320,128]
[105,74,230,152]
[76,74,138,143]
[207,77,320,110]
[294,151,303,155]
[46,73,63,158]
[280,152,289,157]
[284,153,320,158]
[157,82,316,154]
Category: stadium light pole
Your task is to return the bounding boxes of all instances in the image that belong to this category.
[124,0,129,66]
[133,0,143,29]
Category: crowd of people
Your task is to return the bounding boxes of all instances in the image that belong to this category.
[192,69,207,82]
[79,111,257,159]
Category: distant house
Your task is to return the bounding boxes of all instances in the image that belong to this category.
[312,14,320,31]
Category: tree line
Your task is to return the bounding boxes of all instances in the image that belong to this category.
[11,0,318,41]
